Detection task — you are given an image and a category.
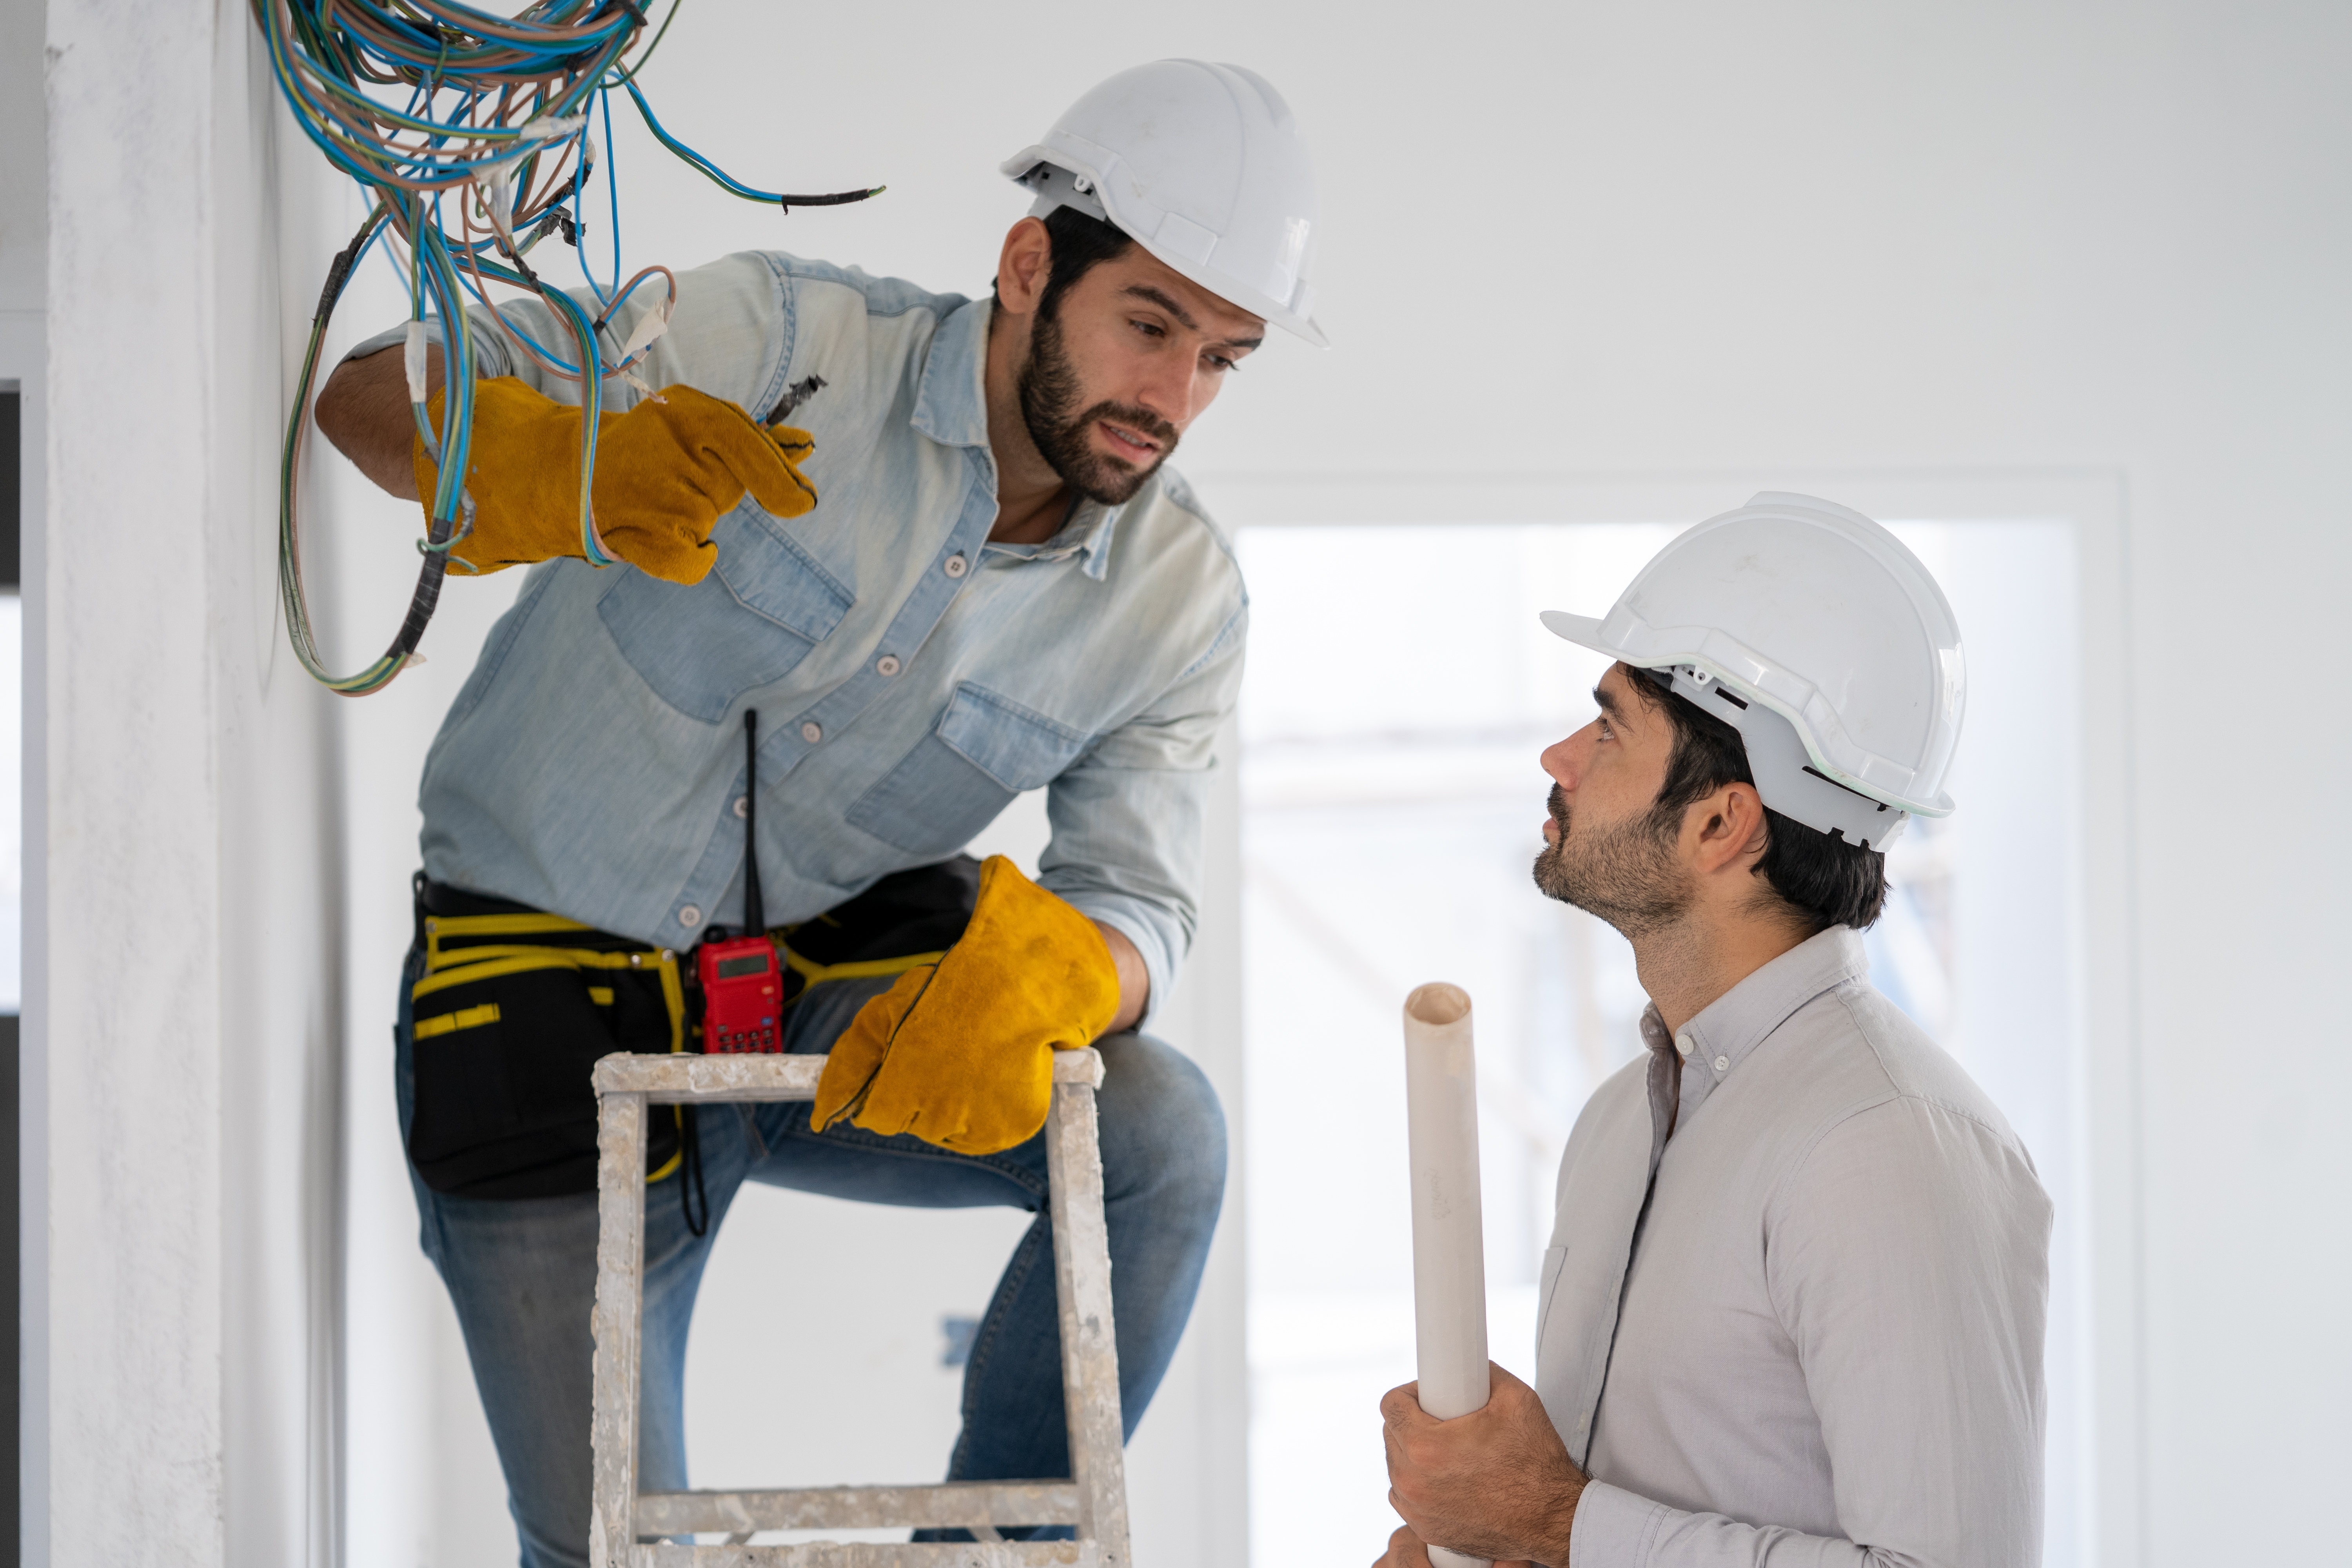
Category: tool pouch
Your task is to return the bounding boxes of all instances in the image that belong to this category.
[405,860,984,1200]
[407,880,690,1200]
[775,854,982,1002]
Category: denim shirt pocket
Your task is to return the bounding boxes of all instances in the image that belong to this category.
[595,509,854,723]
[845,683,1094,857]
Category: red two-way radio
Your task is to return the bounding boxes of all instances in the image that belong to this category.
[699,709,785,1053]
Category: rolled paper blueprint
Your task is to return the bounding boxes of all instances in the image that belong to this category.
[1402,982,1492,1568]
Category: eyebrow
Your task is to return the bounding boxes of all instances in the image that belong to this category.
[1122,283,1265,352]
[1592,685,1626,722]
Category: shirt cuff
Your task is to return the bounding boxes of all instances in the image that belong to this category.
[1569,1480,1670,1568]
[1054,891,1177,1033]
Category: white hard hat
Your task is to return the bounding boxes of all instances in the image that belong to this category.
[1541,493,1966,851]
[1001,59,1328,348]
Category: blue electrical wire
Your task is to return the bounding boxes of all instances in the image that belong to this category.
[257,0,882,694]
[599,85,624,299]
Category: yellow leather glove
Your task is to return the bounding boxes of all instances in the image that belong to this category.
[412,376,817,585]
[812,856,1122,1154]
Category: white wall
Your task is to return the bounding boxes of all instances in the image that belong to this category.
[18,1,2350,1563]
[38,3,345,1564]
[597,6,2352,1559]
[1,4,46,1564]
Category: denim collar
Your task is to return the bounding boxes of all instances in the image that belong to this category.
[926,299,1122,581]
[1640,925,1869,1127]
[911,297,993,451]
[983,498,1122,580]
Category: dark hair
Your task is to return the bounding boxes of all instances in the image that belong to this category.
[994,202,1135,317]
[1625,667,1888,933]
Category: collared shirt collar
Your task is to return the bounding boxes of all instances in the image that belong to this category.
[911,297,993,450]
[1639,925,1870,1127]
[926,299,1125,581]
[982,496,1124,580]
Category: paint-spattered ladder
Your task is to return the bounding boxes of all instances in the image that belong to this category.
[589,1049,1130,1567]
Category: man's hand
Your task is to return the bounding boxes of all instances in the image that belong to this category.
[316,348,818,585]
[811,856,1122,1153]
[1380,1363,1586,1566]
[413,377,815,584]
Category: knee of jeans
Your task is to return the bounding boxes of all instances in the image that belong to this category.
[1094,1033,1227,1213]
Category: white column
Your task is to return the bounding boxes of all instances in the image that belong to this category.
[43,5,344,1563]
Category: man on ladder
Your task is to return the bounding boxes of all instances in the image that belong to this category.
[317,59,1329,1568]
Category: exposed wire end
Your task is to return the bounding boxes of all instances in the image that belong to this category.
[776,186,887,213]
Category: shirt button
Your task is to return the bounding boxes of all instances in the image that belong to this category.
[875,654,902,677]
[677,905,703,930]
[800,720,822,744]
[1714,1055,1731,1073]
[944,554,969,578]
[1674,1032,1695,1058]
[733,796,748,818]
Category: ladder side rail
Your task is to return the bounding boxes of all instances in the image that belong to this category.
[1045,1073,1131,1567]
[592,1087,653,1568]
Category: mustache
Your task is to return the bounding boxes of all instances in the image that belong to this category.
[1547,784,1570,830]
[1081,399,1181,457]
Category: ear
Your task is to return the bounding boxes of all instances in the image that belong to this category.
[1689,781,1771,875]
[995,217,1053,318]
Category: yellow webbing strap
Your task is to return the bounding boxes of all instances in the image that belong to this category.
[413,1002,499,1039]
[413,914,951,1186]
[416,911,690,1182]
[780,946,945,988]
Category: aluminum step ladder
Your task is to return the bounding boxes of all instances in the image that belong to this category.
[589,1048,1131,1567]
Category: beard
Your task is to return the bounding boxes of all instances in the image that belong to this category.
[1532,784,1692,938]
[1016,303,1181,506]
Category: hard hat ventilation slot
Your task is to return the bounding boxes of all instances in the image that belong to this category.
[1801,766,1891,812]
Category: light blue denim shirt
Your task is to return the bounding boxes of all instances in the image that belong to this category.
[349,252,1247,1019]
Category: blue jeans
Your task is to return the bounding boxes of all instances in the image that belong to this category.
[395,950,1226,1568]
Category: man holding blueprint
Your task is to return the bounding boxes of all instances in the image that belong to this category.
[1377,494,2051,1567]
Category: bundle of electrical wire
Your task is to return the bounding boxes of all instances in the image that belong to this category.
[258,0,879,695]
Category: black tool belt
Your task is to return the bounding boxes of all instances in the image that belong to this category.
[406,858,982,1201]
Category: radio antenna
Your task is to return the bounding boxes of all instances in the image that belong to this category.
[743,710,765,935]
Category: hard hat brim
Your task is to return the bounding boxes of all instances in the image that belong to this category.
[1539,610,1608,651]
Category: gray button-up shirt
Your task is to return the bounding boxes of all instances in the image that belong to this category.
[1537,927,2051,1566]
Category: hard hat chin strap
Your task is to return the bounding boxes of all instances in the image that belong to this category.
[1659,666,1910,852]
[1016,162,1113,227]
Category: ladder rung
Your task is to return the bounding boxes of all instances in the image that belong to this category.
[594,1049,1106,1103]
[635,1481,1082,1534]
[636,1538,1094,1565]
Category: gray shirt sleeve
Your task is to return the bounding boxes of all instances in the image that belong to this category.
[1570,1095,2052,1568]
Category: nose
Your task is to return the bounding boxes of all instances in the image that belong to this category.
[1139,352,1199,430]
[1541,736,1580,791]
